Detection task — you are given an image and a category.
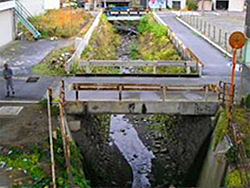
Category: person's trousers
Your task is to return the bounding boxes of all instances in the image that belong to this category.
[6,79,14,93]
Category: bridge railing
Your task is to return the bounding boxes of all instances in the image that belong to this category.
[78,59,200,75]
[104,7,148,17]
[72,83,218,102]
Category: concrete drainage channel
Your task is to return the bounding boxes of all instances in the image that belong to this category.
[110,115,154,187]
[61,11,225,188]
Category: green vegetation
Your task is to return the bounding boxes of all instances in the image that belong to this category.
[79,15,121,74]
[137,14,185,74]
[186,0,198,10]
[213,110,228,149]
[81,15,121,60]
[21,9,92,40]
[32,46,75,76]
[245,94,250,109]
[130,39,139,60]
[0,146,50,187]
[225,170,243,187]
[0,130,89,187]
[54,129,89,187]
[145,115,179,138]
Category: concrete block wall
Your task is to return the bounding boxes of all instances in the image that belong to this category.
[0,9,14,47]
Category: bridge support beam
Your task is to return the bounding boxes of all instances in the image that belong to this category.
[65,101,219,115]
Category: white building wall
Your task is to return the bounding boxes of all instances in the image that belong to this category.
[228,0,244,11]
[0,9,14,47]
[44,0,60,10]
[19,0,45,16]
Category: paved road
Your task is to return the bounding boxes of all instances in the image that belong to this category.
[0,40,73,77]
[156,12,236,78]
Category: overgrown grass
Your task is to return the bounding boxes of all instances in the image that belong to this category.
[213,110,228,150]
[225,169,244,187]
[137,14,185,74]
[0,146,50,187]
[81,15,121,60]
[21,9,92,40]
[32,46,75,76]
[0,130,90,187]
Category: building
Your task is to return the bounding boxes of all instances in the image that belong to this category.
[0,0,60,48]
[19,0,60,16]
[212,0,245,11]
[167,0,187,10]
[0,0,15,47]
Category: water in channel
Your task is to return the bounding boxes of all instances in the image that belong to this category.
[109,115,155,187]
[110,24,154,187]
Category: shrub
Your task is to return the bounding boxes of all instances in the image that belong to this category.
[186,0,198,10]
[21,9,92,40]
[225,170,243,187]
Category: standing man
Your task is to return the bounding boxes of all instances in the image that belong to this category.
[3,63,15,98]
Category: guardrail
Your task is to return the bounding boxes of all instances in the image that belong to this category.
[79,59,201,75]
[72,83,218,101]
[153,12,204,75]
[179,14,244,60]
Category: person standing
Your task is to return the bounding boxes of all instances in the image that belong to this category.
[3,63,15,98]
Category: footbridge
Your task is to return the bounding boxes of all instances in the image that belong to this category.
[58,81,225,115]
[104,7,148,21]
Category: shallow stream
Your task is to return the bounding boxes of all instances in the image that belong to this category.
[110,115,155,187]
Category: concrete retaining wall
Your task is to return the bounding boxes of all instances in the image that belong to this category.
[65,11,103,73]
[242,64,250,95]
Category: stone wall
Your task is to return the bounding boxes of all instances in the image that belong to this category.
[126,115,213,187]
[68,114,212,187]
[70,114,132,187]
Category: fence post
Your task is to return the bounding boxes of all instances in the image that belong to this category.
[200,19,203,31]
[204,21,207,34]
[225,32,228,51]
[218,29,222,44]
[118,85,122,101]
[75,84,79,101]
[153,66,157,74]
[196,17,198,29]
[47,88,56,188]
[162,85,166,101]
[208,24,211,37]
[213,25,216,40]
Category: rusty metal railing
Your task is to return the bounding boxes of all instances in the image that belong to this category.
[72,83,218,102]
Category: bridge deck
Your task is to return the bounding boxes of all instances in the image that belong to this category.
[58,81,220,115]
